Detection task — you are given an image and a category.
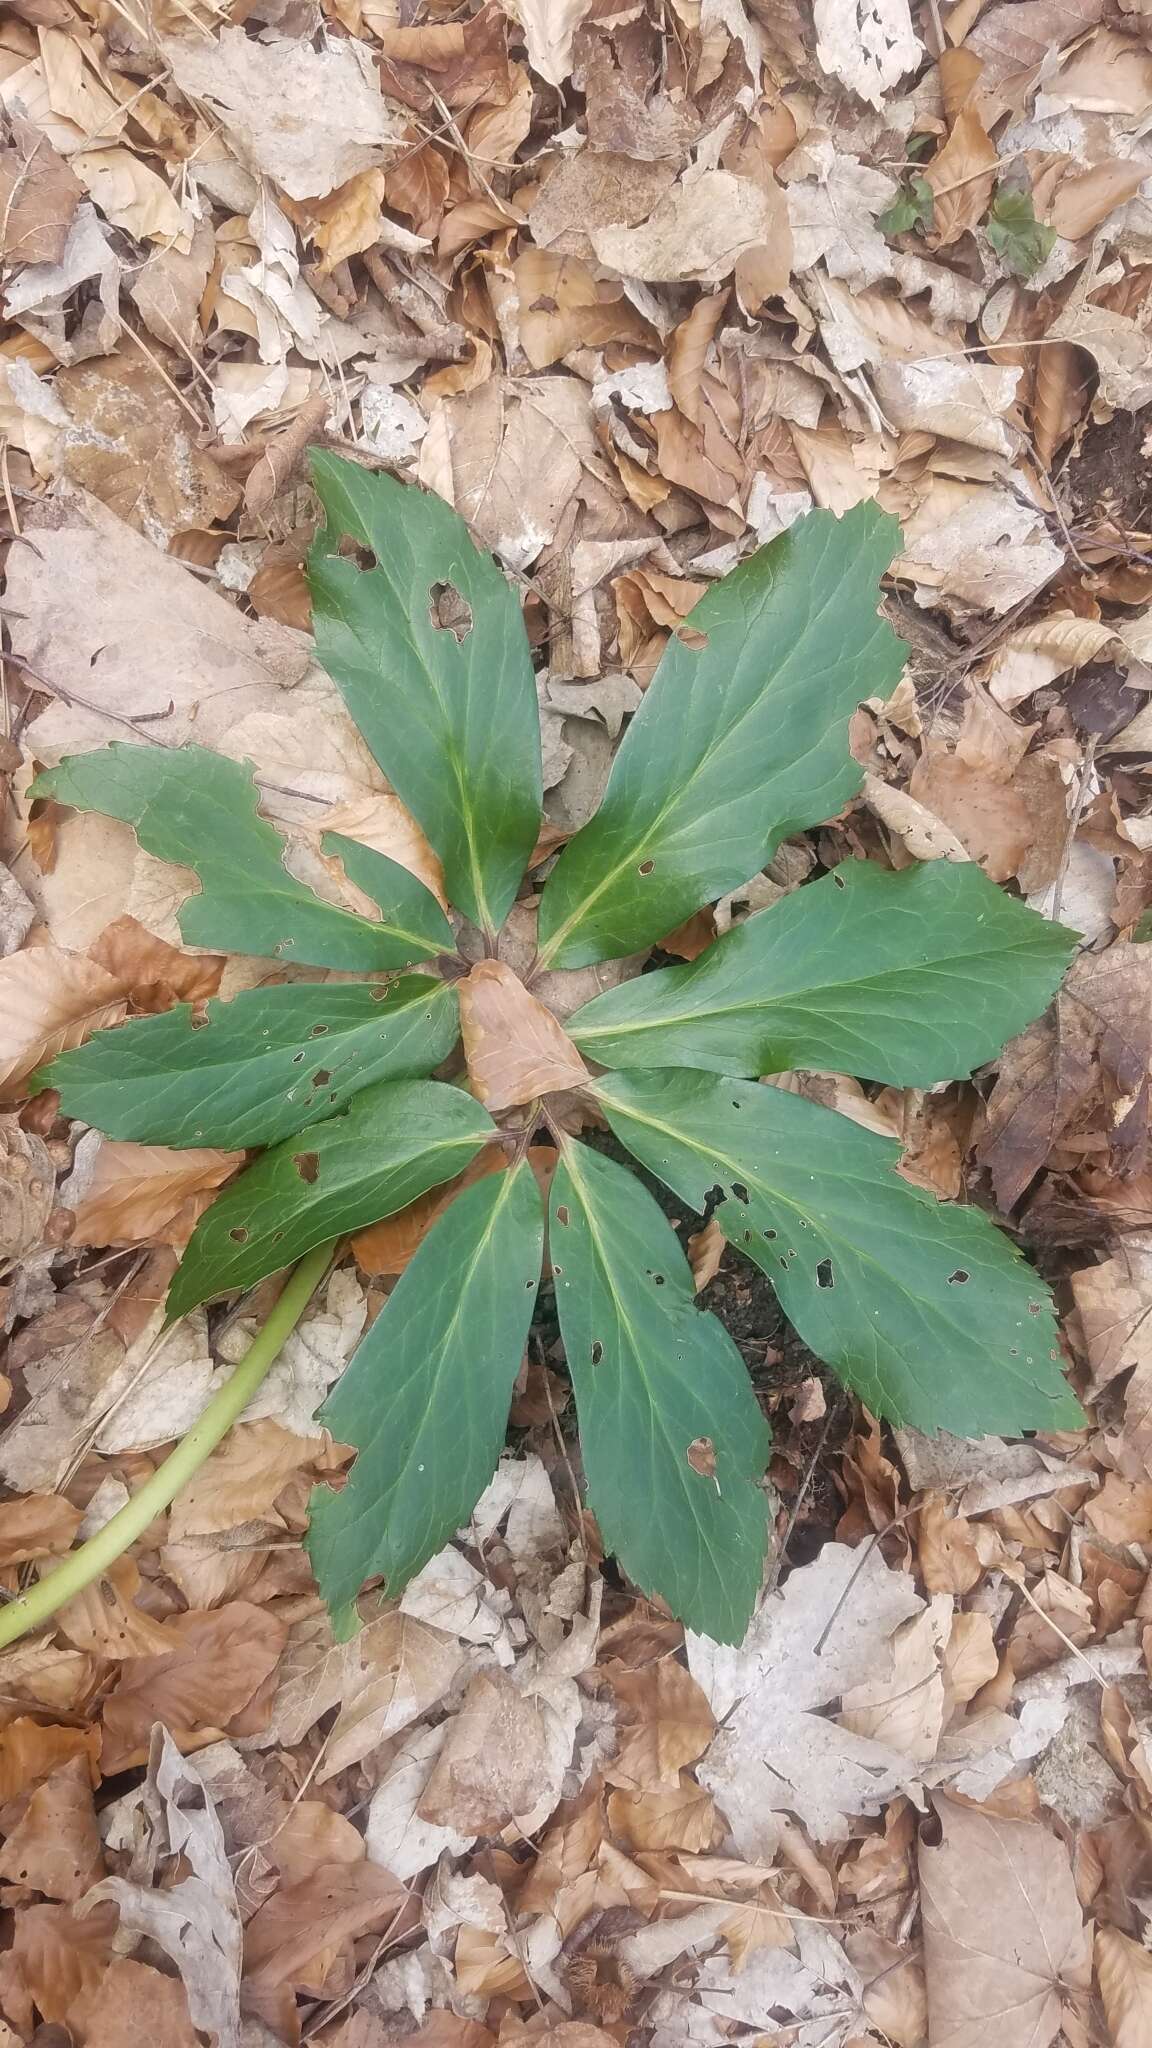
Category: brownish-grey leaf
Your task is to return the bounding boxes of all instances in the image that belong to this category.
[919,1795,1091,2048]
[460,959,590,1111]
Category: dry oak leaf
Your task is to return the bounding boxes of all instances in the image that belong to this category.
[1095,1926,1152,2048]
[919,1795,1091,2048]
[0,944,125,1094]
[65,1135,243,1249]
[606,1659,716,1790]
[813,0,922,108]
[419,1666,550,1833]
[101,1601,288,1771]
[88,915,226,1013]
[460,959,590,1111]
[0,1753,103,1900]
[0,115,82,265]
[78,1957,200,2048]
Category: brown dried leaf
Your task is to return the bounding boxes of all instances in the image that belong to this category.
[0,1717,100,1804]
[0,946,126,1095]
[916,1494,987,1594]
[88,915,226,1013]
[1096,1925,1152,2048]
[516,247,657,369]
[101,1602,288,1770]
[0,1753,103,1900]
[0,1116,55,1263]
[352,1148,506,1276]
[980,947,1152,1207]
[460,959,590,1111]
[919,1796,1091,2048]
[79,1958,200,2048]
[0,1492,81,1566]
[66,1136,242,1248]
[606,1660,716,1789]
[925,63,999,248]
[168,1418,318,1541]
[57,356,238,543]
[607,1778,719,1853]
[243,1858,408,1995]
[0,116,83,265]
[418,1667,549,1832]
[7,1899,117,2028]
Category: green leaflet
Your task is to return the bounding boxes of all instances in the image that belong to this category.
[306,1162,544,1638]
[569,861,1076,1086]
[33,744,450,971]
[36,977,459,1151]
[986,183,1056,278]
[167,1078,493,1321]
[321,832,454,957]
[551,1142,771,1643]
[597,1069,1084,1439]
[536,504,906,968]
[309,452,542,935]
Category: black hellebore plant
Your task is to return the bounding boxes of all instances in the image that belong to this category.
[31,454,1081,1644]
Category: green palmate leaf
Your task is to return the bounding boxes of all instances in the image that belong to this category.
[878,171,934,237]
[570,860,1075,1087]
[309,452,542,935]
[33,744,451,971]
[536,504,905,969]
[306,1161,544,1637]
[35,977,459,1151]
[550,1141,771,1642]
[986,182,1056,278]
[596,1069,1084,1439]
[168,1077,493,1321]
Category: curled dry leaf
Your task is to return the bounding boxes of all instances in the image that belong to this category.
[167,1418,319,1541]
[0,945,126,1095]
[80,1729,242,2048]
[460,959,590,1111]
[57,356,238,543]
[1095,1925,1152,2048]
[0,1717,100,1805]
[0,1492,82,1566]
[88,915,226,1012]
[7,1898,118,2030]
[606,1659,716,1789]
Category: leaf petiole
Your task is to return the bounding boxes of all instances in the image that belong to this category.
[0,1241,336,1652]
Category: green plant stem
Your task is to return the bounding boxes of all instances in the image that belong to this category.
[0,1242,335,1651]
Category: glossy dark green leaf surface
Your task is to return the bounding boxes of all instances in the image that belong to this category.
[309,452,541,934]
[597,1069,1083,1438]
[36,977,459,1150]
[537,504,906,968]
[570,860,1075,1086]
[168,1078,492,1320]
[307,1161,544,1637]
[551,1141,771,1642]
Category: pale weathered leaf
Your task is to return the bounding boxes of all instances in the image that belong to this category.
[919,1796,1091,2048]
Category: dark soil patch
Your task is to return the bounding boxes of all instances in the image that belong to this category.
[1068,402,1152,537]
